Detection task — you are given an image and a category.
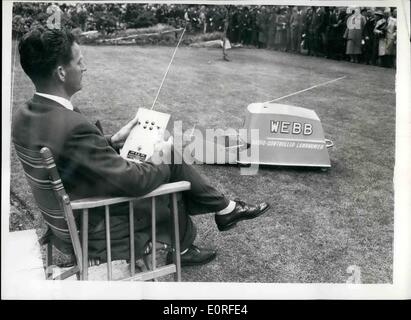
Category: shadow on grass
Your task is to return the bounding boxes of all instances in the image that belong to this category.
[198,162,331,174]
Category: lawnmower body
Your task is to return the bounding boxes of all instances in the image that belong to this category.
[237,103,331,168]
[194,102,332,168]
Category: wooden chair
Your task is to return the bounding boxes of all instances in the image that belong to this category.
[14,145,190,281]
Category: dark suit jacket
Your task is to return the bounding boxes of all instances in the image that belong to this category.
[12,95,195,261]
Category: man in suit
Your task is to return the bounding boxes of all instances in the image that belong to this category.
[310,6,326,57]
[12,27,269,267]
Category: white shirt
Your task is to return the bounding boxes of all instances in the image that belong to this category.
[35,92,74,111]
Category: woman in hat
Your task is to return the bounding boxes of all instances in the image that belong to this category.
[344,7,366,63]
[274,6,288,51]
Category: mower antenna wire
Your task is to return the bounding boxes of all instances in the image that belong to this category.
[151,25,187,110]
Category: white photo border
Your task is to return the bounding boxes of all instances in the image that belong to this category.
[2,0,410,299]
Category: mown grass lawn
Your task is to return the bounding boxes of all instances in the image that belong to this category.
[9,43,395,283]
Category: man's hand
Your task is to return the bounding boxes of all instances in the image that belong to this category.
[110,115,139,149]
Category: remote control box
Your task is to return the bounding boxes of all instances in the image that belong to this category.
[120,108,171,163]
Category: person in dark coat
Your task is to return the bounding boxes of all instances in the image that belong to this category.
[309,6,326,56]
[239,6,252,45]
[321,7,331,56]
[266,6,277,49]
[362,8,377,64]
[334,8,348,60]
[302,7,314,55]
[207,7,218,32]
[326,7,339,59]
[228,7,240,44]
[13,27,270,267]
[289,6,303,53]
[155,4,167,24]
[250,6,259,47]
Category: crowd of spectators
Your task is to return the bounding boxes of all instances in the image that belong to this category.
[201,5,397,68]
[12,3,397,68]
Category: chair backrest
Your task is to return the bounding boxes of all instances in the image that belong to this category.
[13,144,83,269]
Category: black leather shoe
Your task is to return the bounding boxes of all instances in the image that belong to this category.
[166,245,217,267]
[215,200,270,231]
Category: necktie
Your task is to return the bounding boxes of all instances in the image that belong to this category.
[73,106,81,114]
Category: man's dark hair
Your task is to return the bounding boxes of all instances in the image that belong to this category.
[18,27,76,83]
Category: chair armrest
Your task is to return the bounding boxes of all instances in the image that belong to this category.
[70,181,191,210]
[139,181,190,199]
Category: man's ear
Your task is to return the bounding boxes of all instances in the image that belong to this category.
[56,66,66,82]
